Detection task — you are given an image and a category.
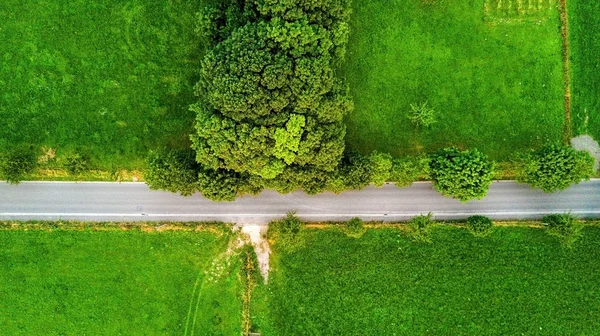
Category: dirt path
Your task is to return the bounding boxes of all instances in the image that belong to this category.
[559,0,572,144]
[239,225,271,283]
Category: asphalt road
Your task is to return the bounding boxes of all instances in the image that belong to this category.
[0,180,599,223]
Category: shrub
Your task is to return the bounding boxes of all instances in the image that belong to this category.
[340,152,372,190]
[65,153,90,175]
[542,213,583,247]
[466,215,494,237]
[408,213,434,243]
[197,168,246,201]
[369,152,392,187]
[345,217,366,238]
[144,149,200,196]
[267,212,305,252]
[408,101,436,128]
[1,147,37,184]
[389,157,421,187]
[516,144,595,192]
[429,147,495,202]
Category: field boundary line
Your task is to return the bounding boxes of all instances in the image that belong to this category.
[559,0,573,143]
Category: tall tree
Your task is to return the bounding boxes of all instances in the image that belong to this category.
[192,18,351,179]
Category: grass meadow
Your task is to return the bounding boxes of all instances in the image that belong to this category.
[253,225,600,335]
[342,0,565,160]
[569,0,600,141]
[0,224,243,335]
[0,0,205,170]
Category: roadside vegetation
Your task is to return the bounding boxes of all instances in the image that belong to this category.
[252,219,600,335]
[0,222,244,335]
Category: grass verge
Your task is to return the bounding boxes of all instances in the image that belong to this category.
[254,223,600,335]
[0,222,244,335]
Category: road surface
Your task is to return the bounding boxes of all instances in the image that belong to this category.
[0,180,599,223]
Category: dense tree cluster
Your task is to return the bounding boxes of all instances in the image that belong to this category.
[186,0,353,198]
[516,144,594,192]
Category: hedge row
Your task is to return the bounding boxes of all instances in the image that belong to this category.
[144,143,595,202]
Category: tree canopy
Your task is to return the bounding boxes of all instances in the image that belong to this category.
[191,3,352,183]
[429,147,495,202]
[516,144,595,192]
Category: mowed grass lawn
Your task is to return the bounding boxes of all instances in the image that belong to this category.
[254,226,600,335]
[0,0,205,170]
[0,225,243,335]
[343,0,565,160]
[569,0,600,140]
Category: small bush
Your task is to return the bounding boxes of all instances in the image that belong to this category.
[408,101,436,128]
[144,149,200,196]
[466,215,494,237]
[65,153,90,175]
[345,217,366,238]
[389,157,421,187]
[408,213,434,243]
[1,147,37,184]
[542,213,583,247]
[267,212,305,252]
[369,152,392,187]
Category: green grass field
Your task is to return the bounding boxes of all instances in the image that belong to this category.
[254,226,600,335]
[569,0,600,140]
[0,225,243,335]
[342,0,565,160]
[0,0,204,170]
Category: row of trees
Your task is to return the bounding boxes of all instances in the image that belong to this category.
[145,143,596,202]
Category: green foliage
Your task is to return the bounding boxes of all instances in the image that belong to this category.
[0,147,37,184]
[408,213,434,243]
[343,0,564,159]
[429,147,495,202]
[274,115,306,165]
[197,168,247,202]
[0,227,243,335]
[345,217,366,238]
[265,166,328,195]
[338,152,372,190]
[369,152,392,187]
[65,153,90,175]
[144,150,199,196]
[516,144,595,192]
[408,101,436,128]
[389,156,421,187]
[267,212,305,252]
[256,226,600,335]
[192,0,352,188]
[543,213,583,247]
[466,215,494,237]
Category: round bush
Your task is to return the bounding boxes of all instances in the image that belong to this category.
[466,215,494,237]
